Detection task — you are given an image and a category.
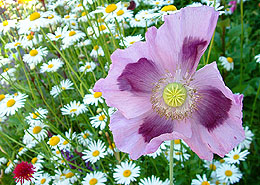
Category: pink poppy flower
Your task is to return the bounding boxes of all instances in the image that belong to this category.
[228,1,237,14]
[94,6,245,160]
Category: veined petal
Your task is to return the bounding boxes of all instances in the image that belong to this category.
[145,6,219,76]
[94,42,163,119]
[110,111,191,160]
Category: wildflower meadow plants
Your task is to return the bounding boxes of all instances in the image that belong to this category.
[0,0,259,185]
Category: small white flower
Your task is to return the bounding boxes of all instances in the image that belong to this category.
[25,107,48,125]
[191,174,211,185]
[119,35,144,48]
[83,89,103,106]
[82,140,107,163]
[82,171,107,185]
[61,101,87,117]
[23,47,48,66]
[254,54,260,63]
[79,61,96,74]
[50,79,74,98]
[239,126,254,149]
[114,161,140,185]
[90,45,104,58]
[139,175,169,185]
[219,56,234,71]
[40,58,64,73]
[216,163,242,184]
[224,146,249,164]
[77,130,93,147]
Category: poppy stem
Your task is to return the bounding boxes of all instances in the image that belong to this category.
[169,140,174,185]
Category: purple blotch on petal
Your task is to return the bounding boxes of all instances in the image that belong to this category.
[117,58,161,93]
[196,86,232,131]
[138,113,174,143]
[181,36,207,73]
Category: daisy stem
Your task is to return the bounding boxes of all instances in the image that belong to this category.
[239,0,244,86]
[169,140,174,185]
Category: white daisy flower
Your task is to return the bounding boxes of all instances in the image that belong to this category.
[18,12,46,34]
[0,19,17,34]
[93,2,123,22]
[0,115,7,123]
[119,35,144,48]
[158,5,179,21]
[139,175,168,185]
[4,38,24,50]
[191,174,211,185]
[50,79,74,98]
[61,101,87,117]
[113,7,133,23]
[21,33,43,49]
[114,161,140,185]
[40,58,64,73]
[203,160,221,177]
[62,169,79,184]
[42,11,62,25]
[82,140,107,163]
[0,57,11,67]
[219,56,234,71]
[27,122,48,142]
[224,146,249,164]
[35,173,52,185]
[77,39,91,47]
[239,126,254,149]
[206,1,225,15]
[0,92,28,116]
[23,47,48,67]
[90,45,104,58]
[216,164,242,184]
[17,146,28,156]
[59,129,77,151]
[83,89,103,106]
[0,67,16,85]
[254,54,260,63]
[79,61,96,74]
[90,112,107,130]
[5,160,18,174]
[77,130,93,147]
[62,29,86,49]
[31,154,44,171]
[187,2,203,7]
[82,171,107,185]
[25,107,48,125]
[129,17,147,28]
[46,26,68,41]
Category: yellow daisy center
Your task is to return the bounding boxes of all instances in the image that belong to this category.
[163,83,187,107]
[201,181,210,185]
[7,161,11,167]
[29,49,38,56]
[61,86,66,90]
[105,4,117,13]
[209,164,216,171]
[98,114,106,121]
[219,159,225,163]
[92,150,100,157]
[174,139,181,144]
[225,170,233,177]
[3,20,8,26]
[233,154,240,160]
[65,15,70,19]
[161,5,177,12]
[49,136,60,146]
[117,10,124,16]
[89,178,98,185]
[27,34,34,40]
[3,68,8,72]
[65,172,74,178]
[99,25,107,31]
[30,12,41,21]
[32,112,40,119]
[77,3,82,7]
[7,99,16,107]
[227,57,233,63]
[31,157,38,164]
[93,45,99,51]
[85,65,91,69]
[83,133,89,139]
[69,31,76,36]
[93,92,102,98]
[70,109,77,113]
[55,34,62,38]
[48,64,54,68]
[48,14,54,19]
[82,12,86,16]
[40,178,46,184]
[63,140,69,145]
[33,126,42,134]
[18,147,24,152]
[0,94,5,101]
[129,41,136,44]
[14,42,21,46]
[123,169,132,177]
[71,22,76,26]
